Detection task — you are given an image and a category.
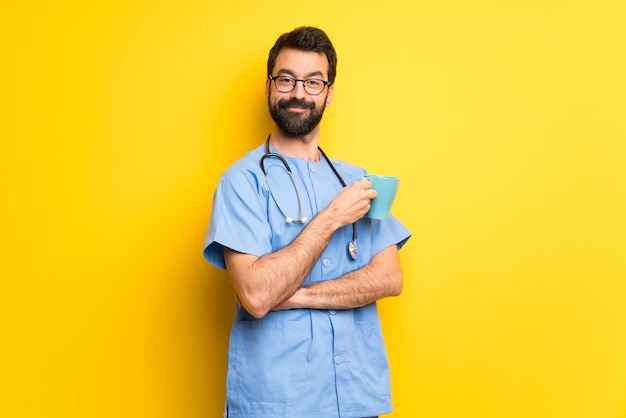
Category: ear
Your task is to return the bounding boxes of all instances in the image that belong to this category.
[265,78,271,100]
[325,83,335,108]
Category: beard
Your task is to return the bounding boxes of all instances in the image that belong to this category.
[268,96,327,137]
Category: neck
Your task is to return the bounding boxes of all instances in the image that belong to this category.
[269,129,320,162]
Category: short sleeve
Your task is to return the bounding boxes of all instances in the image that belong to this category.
[364,214,411,260]
[203,167,272,270]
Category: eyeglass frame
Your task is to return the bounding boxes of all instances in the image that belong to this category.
[268,75,330,96]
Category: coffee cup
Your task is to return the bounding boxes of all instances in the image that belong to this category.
[364,175,399,219]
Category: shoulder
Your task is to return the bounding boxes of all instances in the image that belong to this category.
[218,144,266,187]
[327,157,367,183]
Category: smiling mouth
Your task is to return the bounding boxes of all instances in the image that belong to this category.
[278,99,315,113]
[286,106,309,113]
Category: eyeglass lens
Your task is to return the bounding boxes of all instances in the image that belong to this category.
[272,76,327,95]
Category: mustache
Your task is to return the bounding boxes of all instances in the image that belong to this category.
[277,98,315,110]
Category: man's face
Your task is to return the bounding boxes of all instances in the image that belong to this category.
[266,48,334,137]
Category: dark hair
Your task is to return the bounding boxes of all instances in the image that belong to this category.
[267,26,337,85]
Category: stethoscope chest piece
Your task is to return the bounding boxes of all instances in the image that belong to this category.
[348,241,357,260]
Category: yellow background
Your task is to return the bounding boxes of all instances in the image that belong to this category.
[2,0,625,417]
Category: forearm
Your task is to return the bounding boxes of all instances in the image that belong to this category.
[274,245,403,311]
[224,206,341,318]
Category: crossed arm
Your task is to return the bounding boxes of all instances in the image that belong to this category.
[223,179,403,319]
[272,245,402,311]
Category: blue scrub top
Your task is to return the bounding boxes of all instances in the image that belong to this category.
[204,142,411,418]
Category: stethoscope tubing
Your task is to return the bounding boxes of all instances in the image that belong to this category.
[260,136,358,259]
[260,152,307,224]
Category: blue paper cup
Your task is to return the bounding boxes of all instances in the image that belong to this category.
[364,175,399,219]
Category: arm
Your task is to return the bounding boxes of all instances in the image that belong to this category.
[223,179,376,319]
[272,244,403,311]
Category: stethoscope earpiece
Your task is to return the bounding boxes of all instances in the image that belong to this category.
[285,216,308,224]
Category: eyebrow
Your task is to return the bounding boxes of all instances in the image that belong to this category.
[276,69,325,79]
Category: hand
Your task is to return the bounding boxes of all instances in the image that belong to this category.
[325,179,377,228]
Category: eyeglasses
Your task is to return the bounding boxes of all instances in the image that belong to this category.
[268,75,329,95]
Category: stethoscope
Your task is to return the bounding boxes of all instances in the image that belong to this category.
[260,135,358,260]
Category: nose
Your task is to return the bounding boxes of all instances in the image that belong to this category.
[290,80,308,99]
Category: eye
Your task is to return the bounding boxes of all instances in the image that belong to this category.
[305,79,323,87]
[276,76,295,85]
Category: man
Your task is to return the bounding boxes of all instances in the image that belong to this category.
[204,26,411,418]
